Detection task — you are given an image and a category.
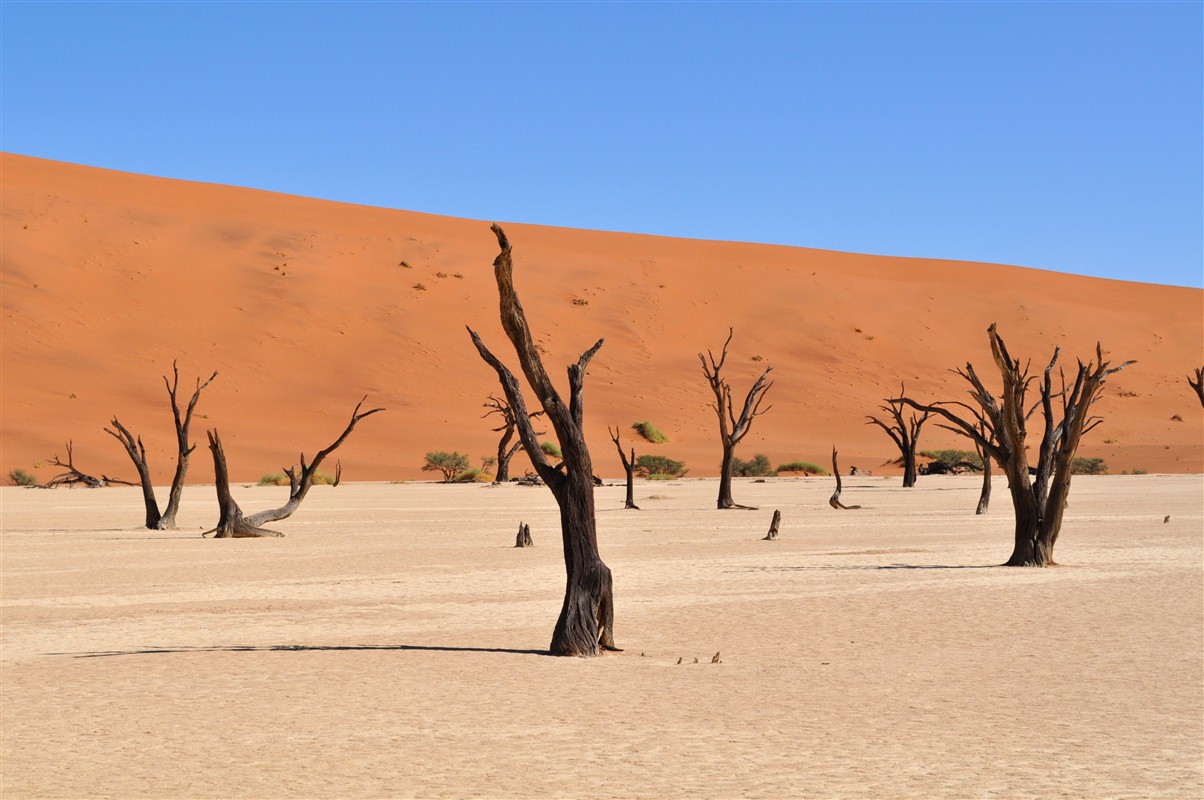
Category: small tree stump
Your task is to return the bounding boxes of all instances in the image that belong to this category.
[829,446,861,510]
[514,522,533,548]
[763,509,781,540]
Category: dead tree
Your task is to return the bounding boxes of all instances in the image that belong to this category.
[483,394,544,483]
[974,420,992,515]
[106,363,217,529]
[203,398,383,538]
[608,426,639,510]
[763,509,781,540]
[828,446,861,509]
[43,441,130,488]
[897,323,1132,566]
[1190,367,1204,407]
[467,224,617,657]
[515,522,533,547]
[699,328,773,509]
[866,386,930,487]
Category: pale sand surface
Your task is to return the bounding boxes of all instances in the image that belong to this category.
[2,475,1201,799]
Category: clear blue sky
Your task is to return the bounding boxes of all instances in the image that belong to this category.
[3,1,1201,288]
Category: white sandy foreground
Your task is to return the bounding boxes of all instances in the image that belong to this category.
[2,475,1201,799]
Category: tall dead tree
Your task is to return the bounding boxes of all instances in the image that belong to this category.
[203,398,383,538]
[1190,367,1204,407]
[106,362,217,529]
[608,426,639,510]
[482,394,544,483]
[866,386,930,487]
[897,323,1132,566]
[467,224,617,657]
[699,328,773,509]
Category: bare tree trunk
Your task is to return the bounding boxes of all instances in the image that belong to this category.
[105,363,216,529]
[763,509,781,540]
[608,427,639,509]
[828,446,861,510]
[484,395,543,484]
[159,364,218,529]
[1190,367,1204,407]
[468,224,616,657]
[44,441,131,489]
[866,386,929,488]
[898,324,1132,566]
[105,419,161,527]
[700,328,773,510]
[975,423,992,515]
[204,430,283,538]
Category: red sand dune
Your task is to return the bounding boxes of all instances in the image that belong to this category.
[3,153,1201,484]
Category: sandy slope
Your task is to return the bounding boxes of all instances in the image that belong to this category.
[2,153,1202,485]
[2,475,1201,799]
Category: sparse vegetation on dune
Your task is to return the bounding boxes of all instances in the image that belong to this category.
[777,460,829,476]
[632,421,668,443]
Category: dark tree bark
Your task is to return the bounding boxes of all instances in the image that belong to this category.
[202,398,382,537]
[608,426,639,510]
[974,420,992,515]
[1190,367,1204,407]
[106,363,217,529]
[699,328,773,510]
[866,385,930,487]
[483,394,544,484]
[763,509,781,540]
[515,522,533,547]
[44,441,131,488]
[468,224,617,657]
[897,323,1132,566]
[828,446,861,509]
[204,430,283,538]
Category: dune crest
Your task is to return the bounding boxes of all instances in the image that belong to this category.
[3,153,1201,482]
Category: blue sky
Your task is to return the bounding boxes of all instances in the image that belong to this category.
[3,1,1201,288]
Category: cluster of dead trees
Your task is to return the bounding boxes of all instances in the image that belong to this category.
[40,361,382,538]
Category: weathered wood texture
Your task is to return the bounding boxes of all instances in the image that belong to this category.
[898,323,1132,566]
[763,509,781,540]
[468,224,616,657]
[828,446,861,510]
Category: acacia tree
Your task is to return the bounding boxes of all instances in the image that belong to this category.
[203,398,383,538]
[866,386,929,487]
[482,394,544,483]
[608,426,639,510]
[106,362,217,529]
[897,323,1132,566]
[1190,367,1203,407]
[699,329,773,509]
[467,224,617,657]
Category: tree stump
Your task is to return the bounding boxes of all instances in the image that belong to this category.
[828,447,861,509]
[763,509,781,540]
[515,522,533,547]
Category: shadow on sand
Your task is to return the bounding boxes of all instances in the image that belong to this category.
[56,643,550,659]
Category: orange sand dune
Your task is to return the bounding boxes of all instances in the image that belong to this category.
[2,153,1201,484]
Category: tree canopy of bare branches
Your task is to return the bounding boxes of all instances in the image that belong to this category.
[699,328,773,509]
[482,394,544,483]
[468,224,616,657]
[897,323,1132,566]
[106,362,217,529]
[1189,367,1203,407]
[43,441,131,489]
[866,386,929,487]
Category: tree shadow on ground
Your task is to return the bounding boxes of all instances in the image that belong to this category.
[55,643,550,659]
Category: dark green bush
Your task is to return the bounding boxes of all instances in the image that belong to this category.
[920,449,983,471]
[635,454,687,478]
[1071,457,1107,475]
[731,454,775,477]
[422,451,471,482]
